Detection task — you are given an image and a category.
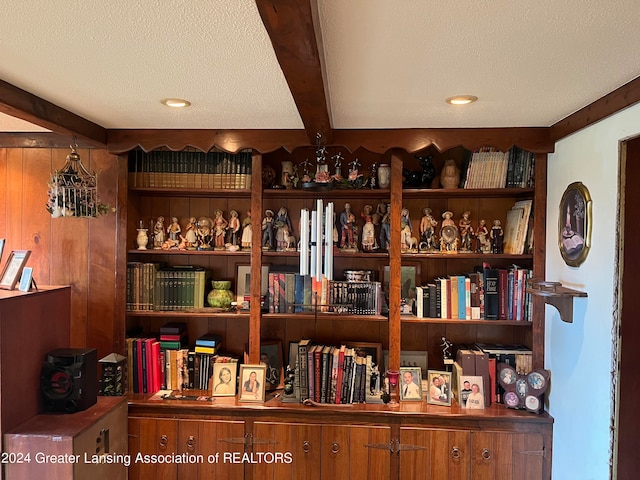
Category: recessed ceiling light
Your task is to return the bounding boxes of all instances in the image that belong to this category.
[161,98,191,108]
[445,95,478,106]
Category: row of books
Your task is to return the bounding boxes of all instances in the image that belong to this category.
[127,322,231,394]
[126,263,209,311]
[296,339,374,405]
[267,272,382,315]
[462,146,535,189]
[414,266,533,321]
[451,343,532,406]
[127,149,253,189]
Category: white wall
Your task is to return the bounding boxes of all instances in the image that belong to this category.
[546,102,640,479]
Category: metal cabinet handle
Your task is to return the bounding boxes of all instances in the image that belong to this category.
[159,434,168,451]
[186,435,196,451]
[451,446,461,459]
[331,442,340,454]
[302,441,311,453]
[481,448,491,461]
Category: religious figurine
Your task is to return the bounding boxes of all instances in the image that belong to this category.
[339,202,357,250]
[153,216,165,249]
[213,209,228,250]
[184,217,198,249]
[361,204,376,251]
[400,208,417,252]
[241,210,252,250]
[227,210,241,250]
[490,219,504,253]
[275,207,294,251]
[458,210,474,252]
[419,207,438,251]
[262,209,275,250]
[196,216,213,250]
[475,219,490,253]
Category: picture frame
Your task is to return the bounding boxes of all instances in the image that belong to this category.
[382,263,420,314]
[383,350,428,378]
[346,341,383,370]
[399,367,423,401]
[18,267,34,292]
[0,238,5,264]
[236,264,270,310]
[238,364,266,403]
[260,339,284,390]
[211,362,238,397]
[0,250,31,290]
[558,181,592,267]
[426,369,452,406]
[460,375,485,409]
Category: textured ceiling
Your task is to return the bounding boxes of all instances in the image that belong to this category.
[1,0,640,132]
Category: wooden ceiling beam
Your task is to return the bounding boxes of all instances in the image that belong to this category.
[256,0,333,145]
[0,79,107,147]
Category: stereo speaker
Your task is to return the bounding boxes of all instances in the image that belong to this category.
[41,348,98,413]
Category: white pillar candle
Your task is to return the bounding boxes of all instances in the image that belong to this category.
[315,199,323,282]
[324,202,334,280]
[300,208,309,275]
[310,210,317,278]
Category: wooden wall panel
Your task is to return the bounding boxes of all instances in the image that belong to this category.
[0,146,123,360]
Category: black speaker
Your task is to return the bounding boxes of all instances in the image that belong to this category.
[41,348,98,413]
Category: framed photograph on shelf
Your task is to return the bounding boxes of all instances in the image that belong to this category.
[211,362,238,397]
[238,364,266,403]
[399,367,423,401]
[0,250,31,290]
[383,350,428,378]
[346,342,383,369]
[260,339,284,390]
[382,263,420,314]
[235,264,269,311]
[18,267,34,292]
[558,181,592,267]
[426,370,452,406]
[460,375,485,409]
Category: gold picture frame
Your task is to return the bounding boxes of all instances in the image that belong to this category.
[0,250,31,290]
[558,182,592,267]
[238,364,266,403]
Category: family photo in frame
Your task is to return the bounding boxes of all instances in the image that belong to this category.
[399,367,422,401]
[426,370,452,406]
[238,364,266,403]
[558,181,592,267]
[211,362,238,397]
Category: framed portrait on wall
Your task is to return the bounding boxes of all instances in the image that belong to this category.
[558,182,592,267]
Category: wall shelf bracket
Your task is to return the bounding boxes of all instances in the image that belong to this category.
[526,280,587,323]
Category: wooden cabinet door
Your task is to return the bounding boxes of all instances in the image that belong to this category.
[471,431,545,480]
[128,417,178,480]
[321,424,391,480]
[177,419,245,480]
[252,421,321,480]
[399,427,470,480]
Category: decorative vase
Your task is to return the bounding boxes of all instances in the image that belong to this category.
[136,228,149,250]
[378,164,391,189]
[207,280,234,309]
[440,159,460,189]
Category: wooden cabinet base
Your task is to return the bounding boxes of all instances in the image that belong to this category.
[4,397,127,480]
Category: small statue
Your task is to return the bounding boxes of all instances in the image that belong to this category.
[332,152,344,180]
[262,209,275,250]
[339,202,357,250]
[241,210,252,250]
[400,208,417,252]
[196,216,213,250]
[441,336,453,360]
[490,219,504,253]
[458,210,474,252]
[213,209,228,250]
[369,162,378,189]
[227,210,241,250]
[166,216,181,241]
[418,155,436,188]
[440,158,461,189]
[419,207,438,251]
[377,203,391,251]
[275,207,293,251]
[440,211,459,252]
[184,217,198,249]
[440,210,456,235]
[476,219,490,253]
[361,204,376,251]
[153,216,165,249]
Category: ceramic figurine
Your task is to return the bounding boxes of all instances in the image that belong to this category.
[440,158,461,189]
[227,210,241,250]
[213,209,228,250]
[241,210,252,250]
[275,207,293,251]
[339,202,357,250]
[439,211,459,252]
[184,217,198,249]
[458,210,474,252]
[475,219,490,253]
[262,209,275,250]
[361,204,376,251]
[153,216,165,249]
[490,219,504,253]
[418,155,436,188]
[400,208,417,252]
[377,202,391,250]
[167,216,181,241]
[196,216,214,250]
[419,207,438,251]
